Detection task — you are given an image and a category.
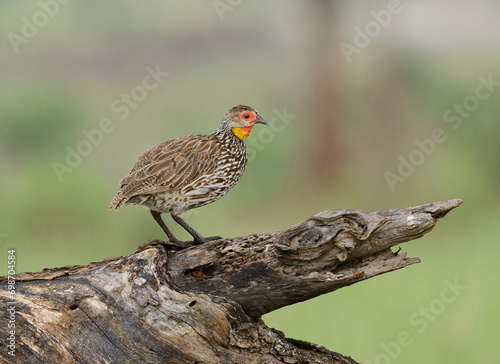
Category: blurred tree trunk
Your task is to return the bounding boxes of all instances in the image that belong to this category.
[304,1,345,179]
[0,200,461,363]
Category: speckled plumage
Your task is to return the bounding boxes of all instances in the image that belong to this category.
[109,105,267,245]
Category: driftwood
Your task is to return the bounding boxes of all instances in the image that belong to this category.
[0,199,462,363]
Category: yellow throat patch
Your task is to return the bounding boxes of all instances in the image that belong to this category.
[231,127,253,140]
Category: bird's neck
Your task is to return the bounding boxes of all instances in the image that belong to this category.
[213,123,246,144]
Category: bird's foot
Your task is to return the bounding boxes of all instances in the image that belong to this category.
[167,239,194,248]
[134,239,192,253]
[205,235,223,241]
[193,235,223,245]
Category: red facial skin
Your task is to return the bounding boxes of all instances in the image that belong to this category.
[237,112,258,136]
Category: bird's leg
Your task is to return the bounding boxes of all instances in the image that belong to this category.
[150,210,190,247]
[171,214,222,245]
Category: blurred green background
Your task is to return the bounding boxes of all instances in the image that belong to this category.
[1,1,499,362]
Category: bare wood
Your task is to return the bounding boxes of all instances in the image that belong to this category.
[0,199,461,363]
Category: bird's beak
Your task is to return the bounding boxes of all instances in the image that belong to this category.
[253,113,268,126]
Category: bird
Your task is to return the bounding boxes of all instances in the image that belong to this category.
[109,105,268,246]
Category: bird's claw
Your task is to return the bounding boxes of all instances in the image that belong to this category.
[193,235,223,245]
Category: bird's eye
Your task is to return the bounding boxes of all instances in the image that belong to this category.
[243,113,250,119]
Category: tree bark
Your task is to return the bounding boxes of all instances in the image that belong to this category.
[0,199,462,363]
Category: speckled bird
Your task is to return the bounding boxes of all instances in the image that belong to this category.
[109,105,268,245]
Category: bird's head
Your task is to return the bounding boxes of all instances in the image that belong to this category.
[223,105,268,140]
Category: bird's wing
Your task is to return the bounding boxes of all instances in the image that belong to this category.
[116,135,222,199]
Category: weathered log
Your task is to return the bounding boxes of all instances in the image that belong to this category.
[0,199,462,363]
